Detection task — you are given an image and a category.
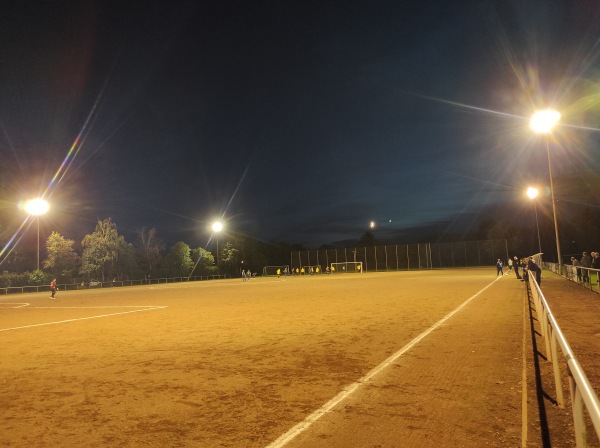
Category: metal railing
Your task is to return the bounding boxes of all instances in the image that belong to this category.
[543,262,600,294]
[528,273,600,446]
[0,274,227,295]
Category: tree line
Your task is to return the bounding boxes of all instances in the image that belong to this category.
[0,218,296,287]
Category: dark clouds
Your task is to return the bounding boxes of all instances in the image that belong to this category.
[2,1,600,249]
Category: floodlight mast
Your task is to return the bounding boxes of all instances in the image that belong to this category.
[526,187,542,255]
[530,109,561,271]
[24,198,50,271]
[212,221,223,273]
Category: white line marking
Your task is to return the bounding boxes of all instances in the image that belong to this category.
[22,306,165,309]
[266,277,501,448]
[0,303,30,308]
[0,306,167,333]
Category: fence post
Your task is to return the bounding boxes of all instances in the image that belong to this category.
[569,376,587,446]
[385,245,389,271]
[551,330,565,408]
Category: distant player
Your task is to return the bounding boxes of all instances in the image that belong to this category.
[50,278,57,299]
[496,259,503,276]
[276,268,281,278]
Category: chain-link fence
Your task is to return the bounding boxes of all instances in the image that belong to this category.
[290,239,508,272]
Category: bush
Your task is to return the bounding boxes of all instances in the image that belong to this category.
[29,270,50,286]
[0,272,32,288]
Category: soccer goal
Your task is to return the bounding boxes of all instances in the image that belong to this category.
[301,265,322,274]
[331,261,363,273]
[262,265,290,277]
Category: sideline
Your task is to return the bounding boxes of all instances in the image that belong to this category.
[522,284,529,447]
[0,306,167,333]
[266,276,502,448]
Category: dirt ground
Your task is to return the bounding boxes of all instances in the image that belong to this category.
[0,269,598,447]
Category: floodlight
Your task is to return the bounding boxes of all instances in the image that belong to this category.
[530,109,560,134]
[25,198,50,216]
[24,198,49,271]
[526,187,539,200]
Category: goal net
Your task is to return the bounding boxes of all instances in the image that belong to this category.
[301,265,322,274]
[331,262,363,273]
[262,265,290,276]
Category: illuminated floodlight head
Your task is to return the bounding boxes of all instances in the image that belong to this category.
[369,221,376,229]
[530,109,561,134]
[24,198,50,216]
[526,187,539,200]
[212,221,223,233]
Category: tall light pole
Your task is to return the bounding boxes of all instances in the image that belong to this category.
[526,187,542,255]
[212,221,223,273]
[24,198,50,271]
[530,109,562,271]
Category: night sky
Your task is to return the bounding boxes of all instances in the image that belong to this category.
[2,0,600,251]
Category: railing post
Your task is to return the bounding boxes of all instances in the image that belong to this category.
[544,315,552,362]
[550,331,564,408]
[569,375,587,447]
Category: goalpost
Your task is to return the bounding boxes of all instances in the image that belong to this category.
[331,261,363,273]
[262,265,290,276]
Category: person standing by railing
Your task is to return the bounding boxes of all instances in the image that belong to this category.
[526,256,542,286]
[592,252,600,285]
[581,251,592,285]
[513,256,522,280]
[571,257,582,283]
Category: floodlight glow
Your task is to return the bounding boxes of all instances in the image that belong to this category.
[24,198,50,216]
[212,221,223,233]
[526,187,539,200]
[369,221,375,229]
[530,109,560,134]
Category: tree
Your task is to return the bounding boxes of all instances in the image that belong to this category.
[114,242,137,279]
[80,218,129,281]
[43,231,78,280]
[164,242,194,277]
[190,247,215,276]
[359,231,377,247]
[219,241,239,276]
[135,227,164,274]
